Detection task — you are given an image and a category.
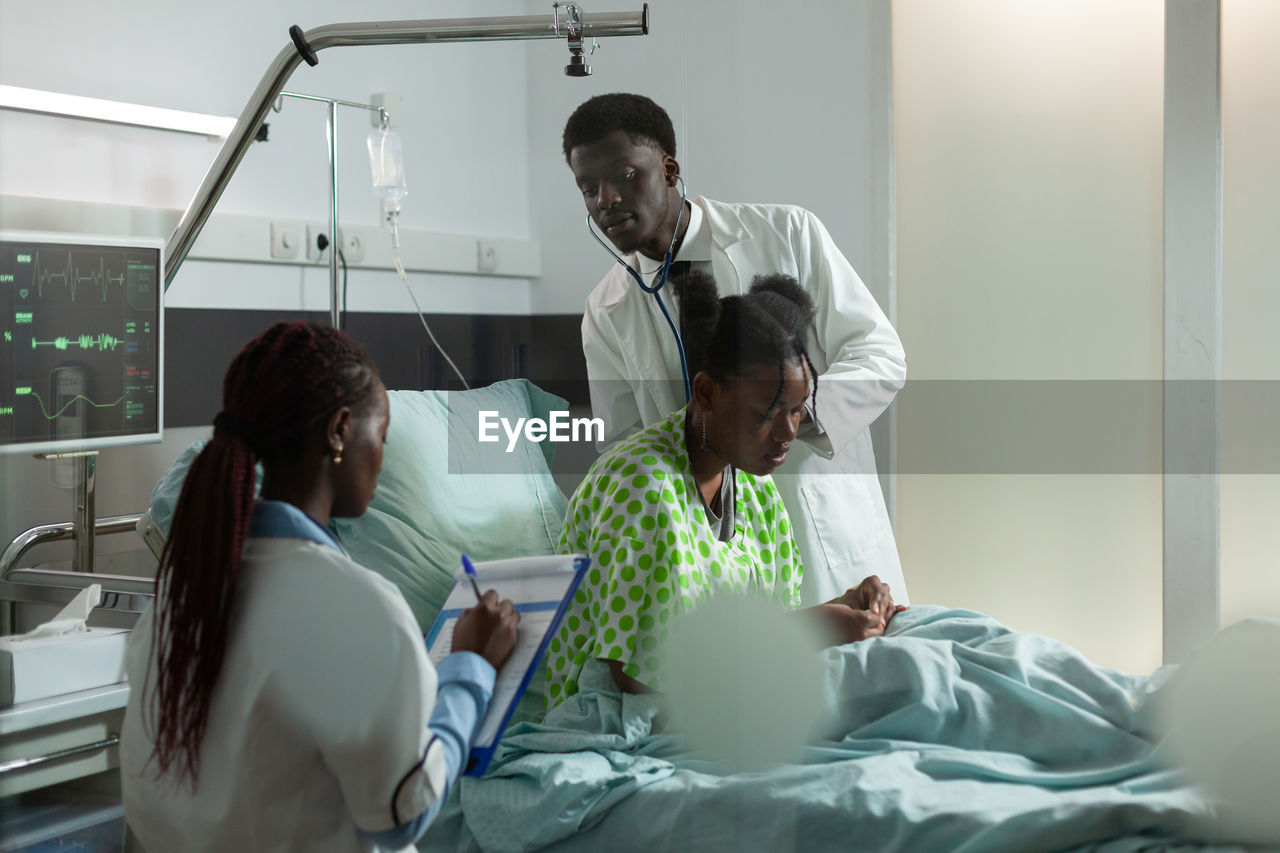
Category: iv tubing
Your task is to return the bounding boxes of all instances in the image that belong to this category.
[394,256,470,390]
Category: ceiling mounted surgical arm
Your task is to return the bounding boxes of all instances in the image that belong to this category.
[162,5,650,292]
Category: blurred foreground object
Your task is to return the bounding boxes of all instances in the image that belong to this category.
[663,595,823,773]
[1160,617,1280,844]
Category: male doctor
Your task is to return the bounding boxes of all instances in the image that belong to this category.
[564,92,909,607]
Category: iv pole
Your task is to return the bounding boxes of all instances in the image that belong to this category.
[162,6,650,294]
[273,91,389,328]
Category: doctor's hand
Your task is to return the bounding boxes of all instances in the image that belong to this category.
[452,590,520,672]
[830,575,907,625]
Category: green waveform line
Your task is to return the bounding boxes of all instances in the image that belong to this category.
[15,388,126,420]
[35,251,127,302]
[30,333,123,351]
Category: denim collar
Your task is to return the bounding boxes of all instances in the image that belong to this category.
[248,500,345,555]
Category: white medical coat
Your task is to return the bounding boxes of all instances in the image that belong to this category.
[121,538,457,853]
[582,196,909,605]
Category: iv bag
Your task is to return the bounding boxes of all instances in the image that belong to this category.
[367,128,408,209]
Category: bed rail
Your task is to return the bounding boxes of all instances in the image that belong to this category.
[0,736,120,777]
[0,516,155,626]
[0,515,141,582]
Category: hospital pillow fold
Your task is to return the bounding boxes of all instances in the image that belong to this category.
[331,380,570,630]
[147,380,570,633]
[149,440,202,537]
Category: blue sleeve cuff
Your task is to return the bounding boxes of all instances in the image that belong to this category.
[358,651,495,848]
[436,649,497,696]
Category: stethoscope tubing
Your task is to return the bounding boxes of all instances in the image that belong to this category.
[585,177,692,402]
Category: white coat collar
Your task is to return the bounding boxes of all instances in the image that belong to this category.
[694,195,755,253]
[632,197,711,276]
[673,198,711,263]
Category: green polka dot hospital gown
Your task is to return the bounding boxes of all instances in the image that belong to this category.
[547,408,804,707]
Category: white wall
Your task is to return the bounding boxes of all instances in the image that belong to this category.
[892,0,1166,674]
[525,0,885,315]
[1221,0,1280,625]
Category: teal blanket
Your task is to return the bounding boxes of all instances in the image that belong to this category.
[423,607,1246,852]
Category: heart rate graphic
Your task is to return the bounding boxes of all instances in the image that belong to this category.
[31,250,128,302]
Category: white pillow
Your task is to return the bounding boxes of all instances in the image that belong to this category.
[331,380,570,630]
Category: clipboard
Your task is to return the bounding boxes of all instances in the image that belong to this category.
[424,553,588,776]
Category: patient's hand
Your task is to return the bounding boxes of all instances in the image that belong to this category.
[830,575,908,624]
[806,603,891,646]
[602,660,665,733]
[604,658,653,695]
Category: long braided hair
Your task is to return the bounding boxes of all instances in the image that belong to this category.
[675,270,819,412]
[148,321,379,784]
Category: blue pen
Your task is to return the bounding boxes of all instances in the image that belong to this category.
[461,554,484,602]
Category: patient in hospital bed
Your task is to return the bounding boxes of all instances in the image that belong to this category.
[547,271,903,706]
[450,271,1270,851]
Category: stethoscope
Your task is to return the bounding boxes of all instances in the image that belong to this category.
[586,176,692,402]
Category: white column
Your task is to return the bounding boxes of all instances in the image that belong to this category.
[868,0,897,523]
[1163,0,1222,663]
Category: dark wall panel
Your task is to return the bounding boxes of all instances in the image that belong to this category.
[165,309,588,428]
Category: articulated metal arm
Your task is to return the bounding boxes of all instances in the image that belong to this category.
[163,6,649,289]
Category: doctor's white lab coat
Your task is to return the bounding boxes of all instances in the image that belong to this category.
[121,537,458,852]
[581,196,909,606]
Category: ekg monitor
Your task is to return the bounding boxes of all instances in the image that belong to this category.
[0,230,163,455]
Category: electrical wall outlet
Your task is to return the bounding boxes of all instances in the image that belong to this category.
[270,221,302,259]
[306,224,329,261]
[477,239,499,273]
[339,229,366,264]
[305,225,365,263]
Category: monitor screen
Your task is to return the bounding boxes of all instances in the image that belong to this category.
[1,230,163,455]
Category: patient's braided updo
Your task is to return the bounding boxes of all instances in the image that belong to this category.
[675,270,819,413]
[150,322,378,784]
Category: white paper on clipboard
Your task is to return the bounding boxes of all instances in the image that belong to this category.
[424,554,587,763]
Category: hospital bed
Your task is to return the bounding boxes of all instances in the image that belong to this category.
[138,379,1264,853]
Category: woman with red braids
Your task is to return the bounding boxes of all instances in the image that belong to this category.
[120,321,519,852]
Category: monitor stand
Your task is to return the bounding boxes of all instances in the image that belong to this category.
[71,452,97,573]
[39,450,99,573]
